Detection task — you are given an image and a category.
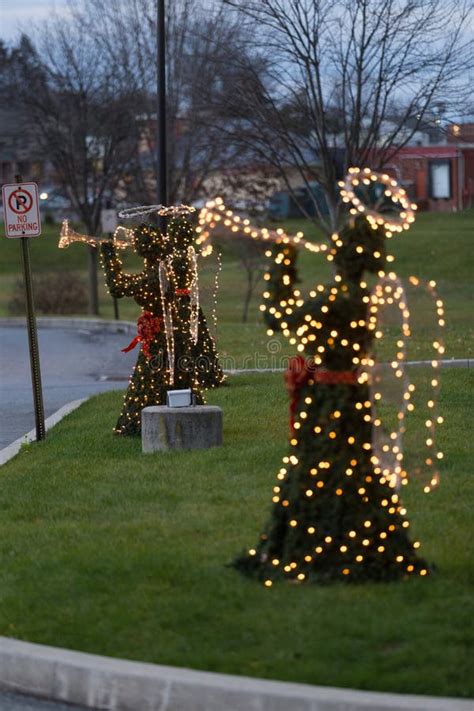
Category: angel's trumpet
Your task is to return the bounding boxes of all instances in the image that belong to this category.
[58,220,134,250]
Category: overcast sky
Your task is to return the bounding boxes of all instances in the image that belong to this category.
[0,0,70,41]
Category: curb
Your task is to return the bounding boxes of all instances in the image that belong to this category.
[405,358,471,368]
[0,317,136,334]
[0,637,471,711]
[99,359,471,382]
[0,398,87,466]
[224,360,472,374]
[0,318,470,369]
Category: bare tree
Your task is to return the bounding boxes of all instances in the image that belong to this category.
[235,236,268,323]
[221,0,473,231]
[11,29,140,314]
[200,168,280,321]
[74,0,248,205]
[13,33,139,237]
[9,1,252,313]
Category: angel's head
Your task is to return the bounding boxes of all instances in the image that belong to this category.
[133,223,168,259]
[166,216,195,251]
[333,216,387,279]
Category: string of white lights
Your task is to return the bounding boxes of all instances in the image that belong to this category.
[197,198,328,254]
[339,167,416,235]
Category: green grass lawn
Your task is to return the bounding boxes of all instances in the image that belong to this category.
[0,370,472,698]
[1,210,473,365]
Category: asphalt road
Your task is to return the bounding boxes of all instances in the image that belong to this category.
[0,691,88,710]
[0,325,136,449]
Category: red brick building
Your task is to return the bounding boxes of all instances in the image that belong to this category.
[386,125,474,211]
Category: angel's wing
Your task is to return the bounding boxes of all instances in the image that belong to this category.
[159,260,175,385]
[366,274,410,489]
[187,246,199,345]
[366,274,445,493]
[402,275,445,493]
[196,246,222,343]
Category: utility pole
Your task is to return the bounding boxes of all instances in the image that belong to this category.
[88,245,99,316]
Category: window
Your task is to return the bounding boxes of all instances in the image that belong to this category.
[429,160,451,199]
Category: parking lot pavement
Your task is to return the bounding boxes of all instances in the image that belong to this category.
[0,691,87,710]
[0,325,136,449]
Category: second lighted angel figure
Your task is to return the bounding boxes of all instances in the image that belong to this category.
[200,170,444,585]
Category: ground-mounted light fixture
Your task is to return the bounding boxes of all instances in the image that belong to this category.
[166,388,193,408]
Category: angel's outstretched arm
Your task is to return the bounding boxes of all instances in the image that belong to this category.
[100,243,143,298]
[262,242,301,334]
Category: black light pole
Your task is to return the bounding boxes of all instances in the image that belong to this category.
[157,0,167,210]
[87,245,99,316]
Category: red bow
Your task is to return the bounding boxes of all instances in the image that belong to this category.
[122,311,162,359]
[284,356,358,431]
[175,288,190,296]
[284,356,312,431]
[314,370,359,385]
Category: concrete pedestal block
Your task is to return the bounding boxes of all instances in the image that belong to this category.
[141,405,223,453]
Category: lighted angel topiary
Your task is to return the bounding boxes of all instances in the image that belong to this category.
[59,209,224,436]
[219,169,444,586]
[101,217,223,435]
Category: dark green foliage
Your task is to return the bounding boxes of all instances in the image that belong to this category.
[234,216,428,584]
[263,242,299,332]
[100,217,223,436]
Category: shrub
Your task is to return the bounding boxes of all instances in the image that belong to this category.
[8,271,88,315]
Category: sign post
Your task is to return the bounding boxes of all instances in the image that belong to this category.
[2,176,46,441]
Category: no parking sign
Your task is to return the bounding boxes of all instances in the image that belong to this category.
[1,176,46,441]
[2,182,41,238]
